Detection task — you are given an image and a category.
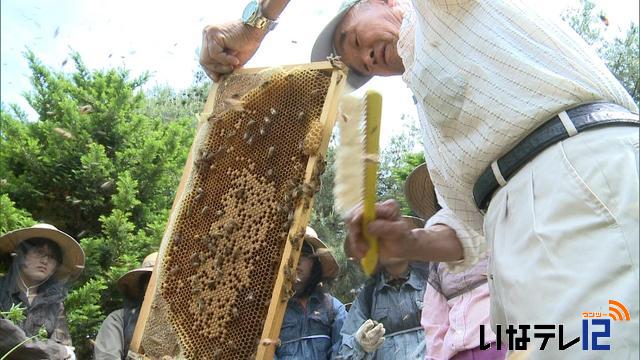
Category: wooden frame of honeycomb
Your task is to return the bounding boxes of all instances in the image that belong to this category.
[129,61,347,359]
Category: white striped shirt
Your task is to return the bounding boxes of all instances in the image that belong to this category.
[396,0,638,271]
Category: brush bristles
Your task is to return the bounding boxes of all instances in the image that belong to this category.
[334,95,365,217]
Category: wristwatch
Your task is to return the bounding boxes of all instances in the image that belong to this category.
[242,0,277,30]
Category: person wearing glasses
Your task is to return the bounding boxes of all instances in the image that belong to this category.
[0,223,85,359]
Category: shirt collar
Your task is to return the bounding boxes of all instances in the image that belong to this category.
[375,267,424,292]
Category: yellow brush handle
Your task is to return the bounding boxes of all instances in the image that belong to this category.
[361,90,382,276]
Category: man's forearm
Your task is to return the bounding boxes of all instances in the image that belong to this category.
[260,0,291,21]
[407,225,464,262]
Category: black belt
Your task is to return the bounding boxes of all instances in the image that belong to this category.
[473,102,639,212]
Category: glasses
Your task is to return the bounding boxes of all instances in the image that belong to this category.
[28,248,59,264]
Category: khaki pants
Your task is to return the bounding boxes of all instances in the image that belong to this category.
[484,125,639,359]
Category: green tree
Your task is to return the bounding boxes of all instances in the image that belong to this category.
[0,51,198,357]
[563,0,639,107]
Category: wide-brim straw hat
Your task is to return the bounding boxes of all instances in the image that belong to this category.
[304,227,339,280]
[0,223,85,280]
[310,0,371,91]
[117,252,157,300]
[401,215,425,229]
[404,163,439,220]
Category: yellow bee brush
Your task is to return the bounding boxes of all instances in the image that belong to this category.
[334,90,382,276]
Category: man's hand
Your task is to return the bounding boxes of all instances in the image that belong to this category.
[199,20,267,82]
[345,199,464,263]
[345,199,416,260]
[355,319,385,353]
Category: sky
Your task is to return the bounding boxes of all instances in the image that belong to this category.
[1,0,638,143]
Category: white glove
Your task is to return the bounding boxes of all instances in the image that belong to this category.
[64,346,76,360]
[355,319,385,353]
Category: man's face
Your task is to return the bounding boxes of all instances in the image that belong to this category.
[294,255,314,292]
[333,0,405,77]
[21,245,58,283]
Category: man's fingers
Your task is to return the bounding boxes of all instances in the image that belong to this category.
[375,199,401,219]
[368,219,407,238]
[205,32,240,66]
[373,337,384,349]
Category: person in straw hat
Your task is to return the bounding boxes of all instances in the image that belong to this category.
[338,215,429,360]
[93,252,157,360]
[275,227,347,360]
[405,164,504,360]
[0,223,85,359]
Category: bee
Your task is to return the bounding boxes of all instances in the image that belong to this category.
[270,108,277,115]
[246,136,254,145]
[297,111,306,122]
[301,183,315,196]
[267,146,275,159]
[283,218,295,231]
[226,146,234,153]
[247,119,256,127]
[235,188,247,201]
[197,298,205,311]
[226,129,236,138]
[231,247,242,260]
[224,220,239,234]
[263,116,271,125]
[214,209,224,218]
[289,234,301,248]
[291,186,302,200]
[266,169,274,178]
[259,126,266,136]
[201,206,210,215]
[193,187,204,202]
[224,98,245,112]
[173,232,182,244]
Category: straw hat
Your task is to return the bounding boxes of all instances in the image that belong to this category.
[304,227,339,280]
[404,163,439,220]
[117,252,157,300]
[401,215,425,230]
[0,223,85,280]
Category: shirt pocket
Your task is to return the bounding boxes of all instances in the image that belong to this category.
[371,305,389,324]
[308,311,332,357]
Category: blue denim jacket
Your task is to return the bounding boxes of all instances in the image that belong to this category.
[275,290,347,360]
[337,267,427,360]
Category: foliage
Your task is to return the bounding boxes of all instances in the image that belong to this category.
[563,0,639,107]
[0,51,199,357]
[0,194,35,235]
[0,303,27,324]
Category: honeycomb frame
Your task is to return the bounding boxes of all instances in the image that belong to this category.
[130,61,348,359]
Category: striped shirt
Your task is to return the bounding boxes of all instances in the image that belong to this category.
[397,0,638,271]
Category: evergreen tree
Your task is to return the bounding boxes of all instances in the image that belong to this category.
[0,52,197,357]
